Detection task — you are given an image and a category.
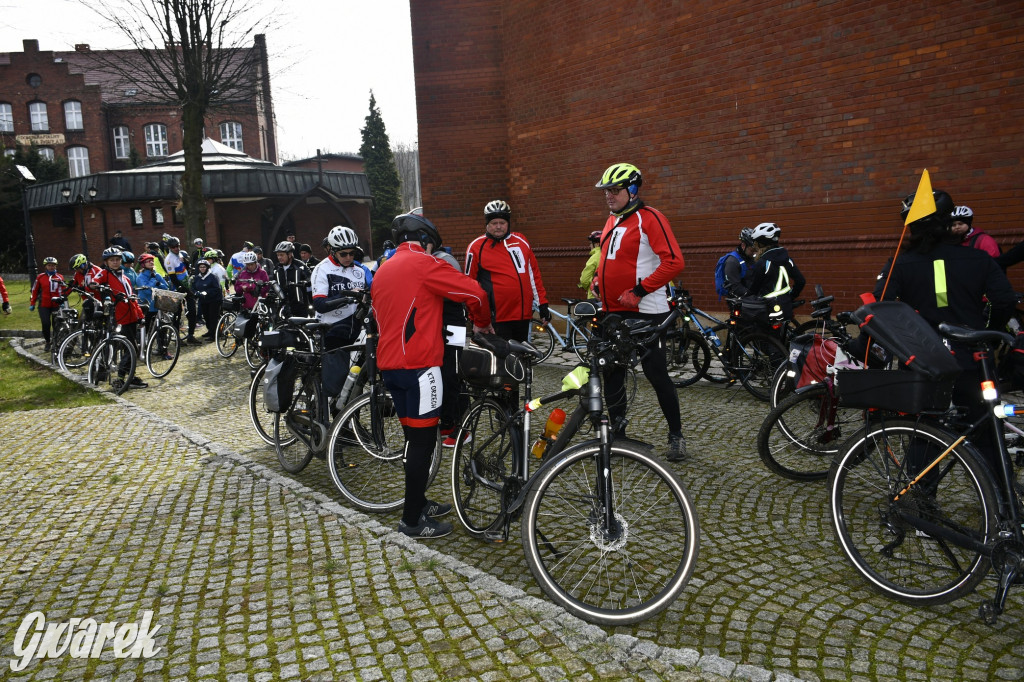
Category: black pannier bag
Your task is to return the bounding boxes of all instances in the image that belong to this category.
[263,355,297,413]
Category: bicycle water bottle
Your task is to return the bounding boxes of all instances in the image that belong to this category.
[336,364,361,408]
[709,331,722,348]
[531,408,567,458]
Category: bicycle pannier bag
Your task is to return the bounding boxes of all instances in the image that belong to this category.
[263,355,297,413]
[231,313,255,339]
[458,340,515,388]
[321,348,350,398]
[738,296,771,324]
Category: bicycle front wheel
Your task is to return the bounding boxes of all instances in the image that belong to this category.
[274,372,321,474]
[244,335,266,369]
[757,383,861,481]
[58,329,94,375]
[215,312,238,358]
[451,397,515,537]
[734,331,787,401]
[667,327,711,388]
[145,323,180,378]
[327,390,442,513]
[87,337,137,395]
[567,319,593,363]
[520,441,700,625]
[248,363,296,446]
[828,418,997,604]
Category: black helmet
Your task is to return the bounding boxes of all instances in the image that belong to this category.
[739,228,755,246]
[588,230,601,243]
[392,213,442,250]
[166,237,180,248]
[383,240,395,250]
[900,189,955,235]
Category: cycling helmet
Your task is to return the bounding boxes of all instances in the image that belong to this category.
[145,241,160,251]
[166,237,180,248]
[588,230,602,243]
[204,249,219,259]
[215,249,225,258]
[595,163,642,193]
[750,222,781,243]
[196,259,210,268]
[327,225,360,250]
[951,205,973,226]
[70,254,88,270]
[243,241,255,249]
[739,227,755,246]
[240,251,259,265]
[900,189,955,233]
[484,200,511,224]
[193,237,204,246]
[138,253,155,265]
[382,240,395,251]
[392,213,442,250]
[121,251,135,264]
[43,256,58,266]
[102,246,123,260]
[253,247,263,255]
[274,241,294,254]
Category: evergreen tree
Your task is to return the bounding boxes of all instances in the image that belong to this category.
[0,147,68,272]
[359,92,402,250]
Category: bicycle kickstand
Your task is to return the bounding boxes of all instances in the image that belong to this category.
[980,543,1024,625]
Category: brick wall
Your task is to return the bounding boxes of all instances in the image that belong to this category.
[412,1,1024,313]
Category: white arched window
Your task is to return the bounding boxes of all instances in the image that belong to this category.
[219,121,243,151]
[67,146,90,177]
[64,101,83,130]
[144,123,168,157]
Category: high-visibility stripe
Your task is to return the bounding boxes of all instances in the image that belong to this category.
[764,267,791,298]
[933,260,948,308]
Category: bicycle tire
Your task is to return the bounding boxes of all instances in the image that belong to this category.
[50,321,73,365]
[528,318,557,363]
[215,312,239,358]
[567,318,593,363]
[734,330,787,401]
[326,390,442,513]
[87,337,137,395]
[667,328,711,388]
[451,397,515,537]
[828,418,997,605]
[520,440,700,625]
[244,335,266,370]
[768,362,795,408]
[274,372,321,474]
[58,329,94,375]
[248,364,296,446]
[144,323,180,378]
[757,383,861,481]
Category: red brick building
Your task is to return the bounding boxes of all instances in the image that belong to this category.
[411,2,1024,312]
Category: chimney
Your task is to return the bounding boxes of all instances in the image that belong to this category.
[23,39,39,52]
[75,44,90,52]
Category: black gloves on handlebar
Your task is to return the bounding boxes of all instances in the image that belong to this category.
[538,303,550,321]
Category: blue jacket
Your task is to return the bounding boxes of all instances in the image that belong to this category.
[191,270,223,302]
[136,269,169,308]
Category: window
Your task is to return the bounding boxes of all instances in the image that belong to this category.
[220,122,243,151]
[131,208,144,226]
[29,102,48,131]
[67,146,90,177]
[112,126,130,159]
[152,207,165,225]
[37,147,54,161]
[3,149,15,159]
[64,101,83,130]
[0,103,12,132]
[144,123,168,157]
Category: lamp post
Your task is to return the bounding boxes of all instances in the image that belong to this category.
[61,185,98,260]
[10,165,37,280]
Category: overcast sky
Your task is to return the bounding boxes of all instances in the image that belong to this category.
[0,0,419,161]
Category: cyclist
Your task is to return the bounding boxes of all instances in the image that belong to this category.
[229,240,255,278]
[252,246,275,272]
[164,237,199,344]
[465,200,551,341]
[191,259,223,341]
[578,230,601,298]
[746,222,806,322]
[91,247,147,389]
[120,251,138,288]
[718,228,756,298]
[234,251,270,312]
[136,253,170,332]
[298,243,319,268]
[70,253,103,321]
[109,229,132,252]
[143,242,170,280]
[0,274,9,315]
[373,213,493,539]
[29,256,68,351]
[594,162,687,461]
[311,226,373,350]
[272,241,312,317]
[950,205,1000,258]
[189,237,206,268]
[203,249,229,292]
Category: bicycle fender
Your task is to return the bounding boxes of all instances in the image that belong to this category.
[505,437,655,516]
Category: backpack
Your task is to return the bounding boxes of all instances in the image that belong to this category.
[714,251,746,299]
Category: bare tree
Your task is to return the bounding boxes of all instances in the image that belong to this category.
[392,140,420,212]
[83,0,274,244]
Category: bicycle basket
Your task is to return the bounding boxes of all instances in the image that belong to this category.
[837,368,954,413]
[152,288,186,313]
[458,340,518,388]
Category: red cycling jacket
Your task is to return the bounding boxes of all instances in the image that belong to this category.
[373,242,491,371]
[464,232,548,323]
[91,267,145,325]
[30,272,68,308]
[597,203,684,314]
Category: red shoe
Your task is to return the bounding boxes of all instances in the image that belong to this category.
[442,431,471,448]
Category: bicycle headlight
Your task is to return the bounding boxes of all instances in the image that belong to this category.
[114,324,122,333]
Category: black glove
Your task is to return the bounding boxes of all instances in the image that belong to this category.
[538,303,551,321]
[630,283,648,298]
[1,301,10,314]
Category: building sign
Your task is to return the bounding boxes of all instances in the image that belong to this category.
[15,134,65,146]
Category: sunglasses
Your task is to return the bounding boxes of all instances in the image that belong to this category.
[335,250,357,257]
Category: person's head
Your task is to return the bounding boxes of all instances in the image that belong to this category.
[139,253,156,269]
[299,244,312,260]
[326,225,364,264]
[196,259,210,273]
[114,230,123,238]
[383,240,395,252]
[595,162,642,215]
[286,231,296,242]
[70,253,89,272]
[274,241,295,265]
[102,247,123,270]
[193,237,204,248]
[950,205,974,238]
[146,241,160,254]
[242,241,254,251]
[900,189,955,252]
[588,230,601,246]
[483,200,512,240]
[392,213,442,252]
[43,256,57,272]
[166,237,180,252]
[738,227,756,257]
[253,246,264,258]
[121,251,135,267]
[240,250,259,272]
[204,249,220,263]
[750,222,781,253]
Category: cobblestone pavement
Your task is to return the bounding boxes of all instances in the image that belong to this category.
[5,336,1023,681]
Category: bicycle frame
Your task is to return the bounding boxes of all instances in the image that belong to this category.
[532,300,592,350]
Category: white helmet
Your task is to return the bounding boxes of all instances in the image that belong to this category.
[951,205,974,225]
[751,222,781,242]
[327,225,359,250]
[239,251,258,264]
[484,200,511,223]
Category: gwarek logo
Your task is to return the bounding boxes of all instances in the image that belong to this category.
[9,611,162,672]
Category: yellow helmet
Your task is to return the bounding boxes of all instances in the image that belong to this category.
[595,163,642,192]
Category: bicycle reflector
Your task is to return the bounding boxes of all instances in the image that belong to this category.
[981,380,997,401]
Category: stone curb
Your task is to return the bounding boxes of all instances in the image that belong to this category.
[9,336,802,681]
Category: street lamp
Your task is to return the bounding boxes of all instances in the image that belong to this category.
[61,185,98,259]
[10,165,37,280]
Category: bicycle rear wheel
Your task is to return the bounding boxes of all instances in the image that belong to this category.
[145,323,180,378]
[274,373,320,474]
[828,418,997,604]
[667,327,711,388]
[327,390,442,513]
[757,382,860,481]
[215,312,239,358]
[451,397,515,537]
[734,330,787,401]
[58,329,95,375]
[244,334,266,369]
[528,318,557,363]
[248,363,296,446]
[87,337,136,395]
[520,441,700,625]
[567,319,593,363]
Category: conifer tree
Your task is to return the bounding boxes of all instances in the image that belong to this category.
[359,92,402,250]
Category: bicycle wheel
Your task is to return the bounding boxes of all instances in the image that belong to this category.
[520,441,700,625]
[244,335,266,369]
[769,362,796,408]
[248,363,295,446]
[145,323,180,378]
[274,372,320,474]
[667,327,711,388]
[828,418,998,604]
[58,329,94,375]
[87,337,136,395]
[567,318,593,363]
[215,312,239,358]
[327,390,442,513]
[451,397,515,537]
[734,331,787,401]
[526,318,557,363]
[757,383,862,481]
[50,321,72,365]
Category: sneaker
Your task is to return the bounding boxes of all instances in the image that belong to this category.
[130,377,149,388]
[666,434,688,462]
[423,499,453,517]
[398,512,453,539]
[185,336,203,346]
[43,342,51,352]
[442,432,472,448]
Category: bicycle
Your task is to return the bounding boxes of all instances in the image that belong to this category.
[215,294,246,358]
[48,293,80,365]
[449,302,700,625]
[141,287,184,378]
[56,286,104,377]
[827,302,1024,624]
[244,287,285,369]
[85,287,139,395]
[526,298,596,363]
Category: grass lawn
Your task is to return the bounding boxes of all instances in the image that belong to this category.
[0,277,53,334]
[0,338,110,412]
